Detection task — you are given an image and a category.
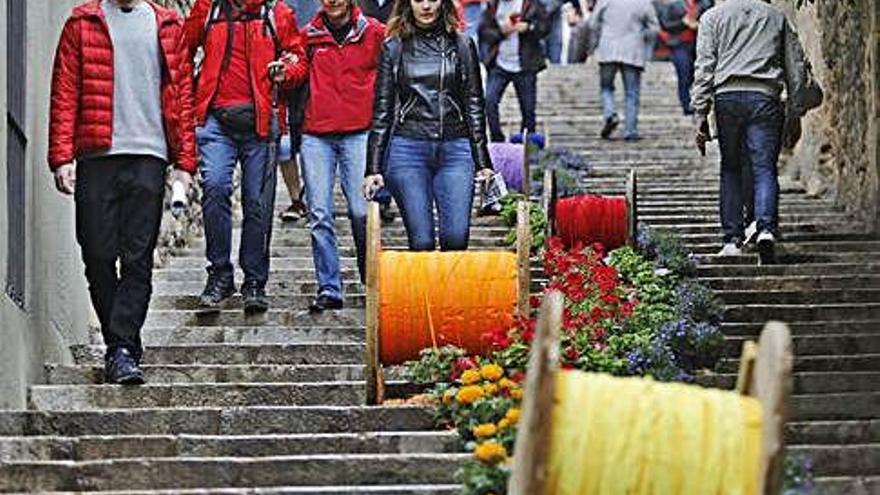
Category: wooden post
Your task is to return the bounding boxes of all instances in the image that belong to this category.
[735,340,759,395]
[516,200,531,318]
[522,129,531,197]
[541,121,551,149]
[509,290,564,495]
[542,168,557,240]
[746,321,793,495]
[626,169,638,246]
[365,201,382,405]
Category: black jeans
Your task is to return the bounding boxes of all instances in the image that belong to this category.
[75,155,166,362]
[485,66,538,142]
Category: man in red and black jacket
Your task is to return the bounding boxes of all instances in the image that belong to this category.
[297,0,384,312]
[182,0,308,313]
[49,0,197,385]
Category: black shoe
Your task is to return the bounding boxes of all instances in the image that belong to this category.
[242,284,269,314]
[104,347,145,385]
[756,231,776,265]
[600,114,620,139]
[623,134,642,142]
[309,294,343,313]
[199,274,235,310]
[280,199,307,222]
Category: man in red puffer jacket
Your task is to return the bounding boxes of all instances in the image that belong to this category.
[181,0,308,314]
[48,0,197,385]
[296,0,384,312]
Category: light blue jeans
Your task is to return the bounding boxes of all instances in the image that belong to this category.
[599,62,643,139]
[300,132,368,300]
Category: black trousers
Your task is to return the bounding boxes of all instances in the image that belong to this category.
[75,155,166,362]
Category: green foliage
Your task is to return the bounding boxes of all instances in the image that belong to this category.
[500,194,547,253]
[403,346,467,385]
[460,460,510,495]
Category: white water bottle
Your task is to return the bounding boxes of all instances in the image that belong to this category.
[171,180,187,218]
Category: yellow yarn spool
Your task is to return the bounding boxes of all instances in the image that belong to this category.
[544,371,764,495]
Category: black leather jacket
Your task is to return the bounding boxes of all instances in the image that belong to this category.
[366,28,493,176]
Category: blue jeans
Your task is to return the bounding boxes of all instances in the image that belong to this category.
[543,9,563,64]
[197,115,276,288]
[300,132,368,300]
[599,62,643,139]
[486,67,538,142]
[462,3,483,45]
[670,42,696,114]
[385,135,475,251]
[715,91,784,244]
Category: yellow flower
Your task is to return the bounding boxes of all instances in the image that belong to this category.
[456,385,485,405]
[460,369,482,385]
[510,388,524,400]
[498,378,516,390]
[472,423,498,438]
[497,418,511,430]
[480,363,504,382]
[483,383,499,395]
[474,441,508,464]
[505,407,521,424]
[442,389,456,405]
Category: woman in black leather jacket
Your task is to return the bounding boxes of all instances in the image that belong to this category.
[362,0,494,251]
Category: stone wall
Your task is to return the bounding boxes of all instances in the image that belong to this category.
[772,0,880,232]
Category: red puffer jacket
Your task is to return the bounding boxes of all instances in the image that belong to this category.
[302,8,385,135]
[181,0,308,138]
[48,0,197,173]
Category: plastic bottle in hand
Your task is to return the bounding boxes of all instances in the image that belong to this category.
[171,180,187,218]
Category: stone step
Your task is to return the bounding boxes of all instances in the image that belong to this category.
[787,445,880,477]
[153,280,366,296]
[723,334,880,357]
[697,262,880,278]
[140,326,365,346]
[779,393,880,421]
[0,407,436,436]
[706,275,880,291]
[700,372,880,394]
[46,364,364,385]
[71,343,364,366]
[143,309,366,328]
[701,252,880,266]
[0,453,468,492]
[38,486,460,495]
[812,477,880,495]
[0,431,459,461]
[787,420,880,445]
[721,320,880,337]
[722,303,880,323]
[27,383,367,411]
[717,289,880,305]
[719,354,880,373]
[150,294,367,311]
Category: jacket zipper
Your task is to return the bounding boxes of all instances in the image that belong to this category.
[439,35,445,140]
[398,95,416,125]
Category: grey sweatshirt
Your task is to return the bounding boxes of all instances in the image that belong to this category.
[589,0,659,69]
[691,0,804,116]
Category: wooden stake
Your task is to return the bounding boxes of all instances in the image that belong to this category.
[747,321,793,495]
[735,340,758,395]
[365,201,382,405]
[542,168,557,240]
[626,169,637,246]
[522,129,531,197]
[509,290,564,495]
[516,200,531,318]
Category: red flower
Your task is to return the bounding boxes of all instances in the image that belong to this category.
[564,347,580,361]
[522,327,535,342]
[529,294,542,309]
[510,370,526,383]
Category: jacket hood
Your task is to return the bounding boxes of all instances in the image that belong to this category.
[72,0,179,25]
[305,6,370,45]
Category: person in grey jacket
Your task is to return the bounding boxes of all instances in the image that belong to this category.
[692,0,814,264]
[589,0,658,140]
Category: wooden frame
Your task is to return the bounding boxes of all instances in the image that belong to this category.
[364,200,532,405]
[540,168,638,248]
[510,312,793,495]
[521,130,531,197]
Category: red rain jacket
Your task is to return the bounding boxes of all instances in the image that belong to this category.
[301,8,385,135]
[48,0,198,172]
[181,0,308,138]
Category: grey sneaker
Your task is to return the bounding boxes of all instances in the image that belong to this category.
[756,231,776,265]
[744,221,758,246]
[717,243,743,256]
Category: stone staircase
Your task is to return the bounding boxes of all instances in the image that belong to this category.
[0,62,878,493]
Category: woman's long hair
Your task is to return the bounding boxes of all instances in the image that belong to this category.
[386,0,461,39]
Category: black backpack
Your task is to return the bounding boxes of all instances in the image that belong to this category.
[655,0,688,33]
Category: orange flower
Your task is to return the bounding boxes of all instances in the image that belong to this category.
[511,388,524,400]
[498,378,516,390]
[505,407,521,424]
[497,418,511,430]
[442,389,456,405]
[474,441,508,464]
[456,385,485,405]
[472,423,498,438]
[480,363,504,382]
[483,383,499,395]
[460,369,482,385]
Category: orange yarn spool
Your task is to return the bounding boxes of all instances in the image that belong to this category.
[378,250,518,365]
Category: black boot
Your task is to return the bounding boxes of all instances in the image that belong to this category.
[199,273,235,310]
[242,283,269,314]
[104,347,145,385]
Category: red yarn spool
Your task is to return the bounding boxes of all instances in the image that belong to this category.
[555,195,629,251]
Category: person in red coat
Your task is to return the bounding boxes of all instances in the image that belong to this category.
[48,0,197,385]
[181,0,308,313]
[296,0,384,312]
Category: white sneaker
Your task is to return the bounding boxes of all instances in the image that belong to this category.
[744,221,758,245]
[756,231,776,265]
[717,243,743,256]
